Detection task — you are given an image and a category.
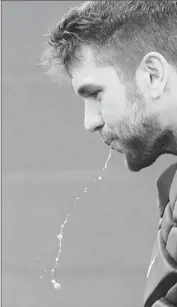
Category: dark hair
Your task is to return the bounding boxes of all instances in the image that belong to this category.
[41,0,177,84]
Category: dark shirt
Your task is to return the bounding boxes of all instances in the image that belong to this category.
[143,163,177,307]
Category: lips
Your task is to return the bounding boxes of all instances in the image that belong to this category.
[109,140,123,153]
[99,132,122,150]
[102,136,115,146]
[105,139,114,146]
[110,140,117,150]
[109,141,115,149]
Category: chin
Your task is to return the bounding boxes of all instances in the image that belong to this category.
[124,151,160,172]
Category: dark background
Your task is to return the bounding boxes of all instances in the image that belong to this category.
[2,1,177,307]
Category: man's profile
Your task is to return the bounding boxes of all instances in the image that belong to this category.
[42,1,177,306]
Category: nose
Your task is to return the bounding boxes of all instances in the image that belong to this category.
[84,101,104,132]
[84,115,104,132]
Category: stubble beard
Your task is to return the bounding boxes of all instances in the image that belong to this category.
[108,80,177,171]
[119,114,177,171]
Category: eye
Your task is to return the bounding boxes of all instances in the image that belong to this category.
[89,90,102,100]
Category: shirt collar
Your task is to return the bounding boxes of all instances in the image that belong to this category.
[157,163,177,217]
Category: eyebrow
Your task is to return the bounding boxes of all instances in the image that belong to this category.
[76,83,104,98]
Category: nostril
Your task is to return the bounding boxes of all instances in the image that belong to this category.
[94,124,104,132]
[84,116,104,132]
[85,122,104,132]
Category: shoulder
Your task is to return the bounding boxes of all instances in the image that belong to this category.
[157,163,177,189]
[143,162,177,307]
[157,163,177,217]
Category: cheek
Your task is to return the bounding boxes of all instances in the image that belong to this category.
[102,87,128,125]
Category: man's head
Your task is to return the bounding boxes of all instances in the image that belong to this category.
[42,0,177,171]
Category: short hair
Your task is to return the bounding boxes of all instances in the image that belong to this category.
[41,0,177,85]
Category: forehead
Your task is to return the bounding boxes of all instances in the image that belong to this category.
[71,46,119,92]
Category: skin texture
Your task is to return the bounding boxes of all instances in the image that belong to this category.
[71,45,177,171]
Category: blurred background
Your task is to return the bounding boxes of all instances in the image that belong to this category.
[2,1,177,307]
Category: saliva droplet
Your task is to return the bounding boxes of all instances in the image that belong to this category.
[102,149,112,171]
[47,149,112,289]
[57,234,63,241]
[51,279,61,290]
[54,282,61,290]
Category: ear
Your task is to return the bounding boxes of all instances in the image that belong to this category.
[136,52,169,99]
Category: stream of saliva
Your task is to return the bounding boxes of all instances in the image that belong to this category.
[38,149,112,290]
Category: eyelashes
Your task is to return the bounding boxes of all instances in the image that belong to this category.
[89,90,102,100]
